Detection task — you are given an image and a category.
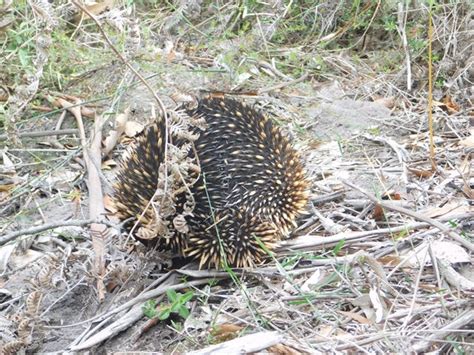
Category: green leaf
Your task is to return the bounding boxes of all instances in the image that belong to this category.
[18,48,29,68]
[170,301,182,313]
[178,306,190,319]
[332,239,345,255]
[179,291,194,305]
[158,307,171,320]
[142,299,157,319]
[166,289,178,303]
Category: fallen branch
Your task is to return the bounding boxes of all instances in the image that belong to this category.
[60,97,108,298]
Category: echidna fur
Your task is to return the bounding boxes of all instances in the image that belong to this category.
[114,96,309,268]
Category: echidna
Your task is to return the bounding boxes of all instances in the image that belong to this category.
[114,96,309,268]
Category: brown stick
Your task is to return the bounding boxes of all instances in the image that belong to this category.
[57,97,107,299]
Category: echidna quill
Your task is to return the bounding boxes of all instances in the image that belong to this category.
[114,96,309,268]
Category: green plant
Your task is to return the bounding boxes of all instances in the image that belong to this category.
[5,20,36,71]
[332,239,346,256]
[142,289,194,321]
[434,76,445,89]
[382,15,397,32]
[447,335,466,354]
[408,38,426,53]
[367,127,381,136]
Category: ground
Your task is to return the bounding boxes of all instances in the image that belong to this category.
[0,1,473,354]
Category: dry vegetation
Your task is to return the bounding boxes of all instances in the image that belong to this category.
[0,0,473,353]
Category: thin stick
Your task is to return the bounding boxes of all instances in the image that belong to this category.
[341,179,474,252]
[412,310,474,352]
[427,3,436,169]
[397,1,412,92]
[72,0,172,231]
[258,73,309,94]
[0,219,98,245]
[282,211,472,252]
[0,128,79,141]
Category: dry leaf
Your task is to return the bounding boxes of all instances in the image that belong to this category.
[0,244,16,273]
[418,283,440,292]
[125,121,144,137]
[372,204,385,221]
[382,191,401,200]
[421,203,471,219]
[351,294,375,322]
[408,167,434,178]
[402,240,469,268]
[211,323,243,342]
[373,191,402,220]
[1,151,15,173]
[267,343,300,355]
[459,129,474,148]
[374,96,396,109]
[431,241,470,265]
[74,0,115,22]
[301,269,324,292]
[377,255,401,266]
[369,287,386,323]
[433,99,458,115]
[339,310,372,324]
[0,183,15,193]
[316,325,349,340]
[441,95,460,114]
[317,325,334,338]
[9,250,44,270]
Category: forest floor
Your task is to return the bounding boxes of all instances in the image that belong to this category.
[0,1,473,354]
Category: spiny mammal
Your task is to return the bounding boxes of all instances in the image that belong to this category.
[114,96,309,268]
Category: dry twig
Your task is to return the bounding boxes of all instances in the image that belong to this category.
[342,179,474,252]
[412,310,474,352]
